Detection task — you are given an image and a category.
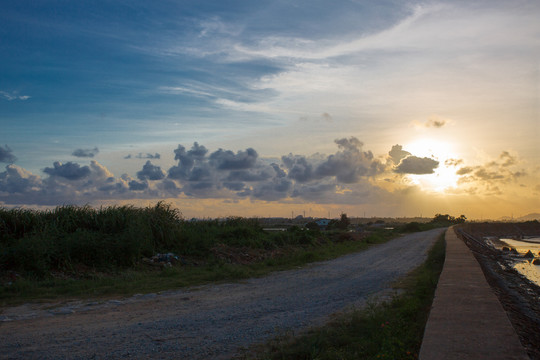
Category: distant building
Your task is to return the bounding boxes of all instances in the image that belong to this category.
[315,219,331,230]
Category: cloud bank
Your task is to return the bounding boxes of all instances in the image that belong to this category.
[0,138,532,210]
[0,137,395,206]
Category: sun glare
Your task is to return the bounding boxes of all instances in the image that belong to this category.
[404,139,460,193]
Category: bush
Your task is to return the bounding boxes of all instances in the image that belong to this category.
[400,222,422,233]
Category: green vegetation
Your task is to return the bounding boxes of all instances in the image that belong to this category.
[1,203,400,304]
[396,214,466,233]
[246,232,446,360]
[327,213,351,230]
[431,213,467,225]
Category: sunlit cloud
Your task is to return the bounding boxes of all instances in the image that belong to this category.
[456,151,530,194]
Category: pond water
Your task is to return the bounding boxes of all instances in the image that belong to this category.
[499,238,540,286]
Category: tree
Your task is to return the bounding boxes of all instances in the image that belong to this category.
[431,213,467,224]
[337,213,350,230]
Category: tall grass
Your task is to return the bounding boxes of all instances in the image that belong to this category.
[1,202,186,276]
[1,203,327,278]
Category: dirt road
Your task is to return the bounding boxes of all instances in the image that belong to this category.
[0,229,443,359]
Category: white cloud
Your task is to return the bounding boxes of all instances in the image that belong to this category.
[159,86,214,98]
[0,90,31,101]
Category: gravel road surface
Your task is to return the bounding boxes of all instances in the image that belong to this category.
[0,229,444,359]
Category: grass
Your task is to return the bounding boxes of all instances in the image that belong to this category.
[1,203,401,305]
[244,231,446,360]
[0,232,395,305]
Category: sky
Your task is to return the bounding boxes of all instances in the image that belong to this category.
[1,0,539,220]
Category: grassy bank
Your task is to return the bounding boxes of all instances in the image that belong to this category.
[1,203,400,305]
[246,232,446,360]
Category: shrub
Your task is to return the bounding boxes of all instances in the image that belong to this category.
[400,222,422,233]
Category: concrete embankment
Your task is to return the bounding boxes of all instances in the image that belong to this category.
[419,227,528,359]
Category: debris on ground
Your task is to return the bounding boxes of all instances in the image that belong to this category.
[142,253,181,268]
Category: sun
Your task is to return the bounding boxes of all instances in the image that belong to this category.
[403,139,460,193]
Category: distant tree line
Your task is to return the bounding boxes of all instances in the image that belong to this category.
[431,214,467,224]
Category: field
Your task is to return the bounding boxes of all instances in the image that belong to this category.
[1,203,453,304]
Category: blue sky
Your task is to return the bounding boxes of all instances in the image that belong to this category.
[1,0,539,219]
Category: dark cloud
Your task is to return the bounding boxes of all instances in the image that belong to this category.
[394,156,439,174]
[128,180,148,191]
[282,155,314,183]
[43,162,91,180]
[98,181,128,194]
[136,161,165,181]
[174,142,208,164]
[473,168,505,181]
[0,165,42,193]
[388,144,411,164]
[252,178,292,201]
[187,166,212,181]
[426,118,447,128]
[169,142,209,180]
[72,147,99,158]
[165,137,387,202]
[124,153,161,160]
[209,148,258,170]
[223,182,246,191]
[291,183,336,200]
[314,137,381,183]
[445,158,463,167]
[499,151,516,167]
[271,163,286,178]
[456,166,473,175]
[0,145,17,163]
[225,168,273,182]
[0,160,180,206]
[158,179,181,195]
[138,153,160,159]
[1,139,397,206]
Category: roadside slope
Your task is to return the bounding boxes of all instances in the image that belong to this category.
[0,229,443,360]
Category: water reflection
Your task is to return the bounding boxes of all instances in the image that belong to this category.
[499,238,540,286]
